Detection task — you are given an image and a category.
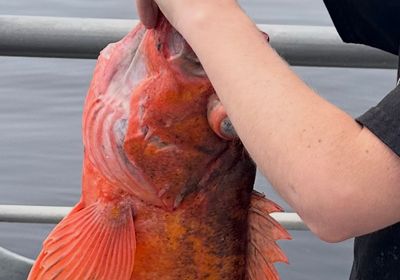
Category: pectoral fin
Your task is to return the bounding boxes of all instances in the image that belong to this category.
[28,200,136,280]
[247,191,291,280]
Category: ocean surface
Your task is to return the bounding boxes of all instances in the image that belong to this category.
[0,0,397,279]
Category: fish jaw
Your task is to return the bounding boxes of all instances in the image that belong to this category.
[81,23,165,206]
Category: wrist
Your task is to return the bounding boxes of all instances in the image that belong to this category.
[177,2,246,40]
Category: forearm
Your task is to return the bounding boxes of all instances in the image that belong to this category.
[178,5,400,241]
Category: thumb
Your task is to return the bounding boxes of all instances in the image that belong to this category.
[136,0,159,29]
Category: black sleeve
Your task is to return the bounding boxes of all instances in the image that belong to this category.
[323,0,400,55]
[356,85,400,156]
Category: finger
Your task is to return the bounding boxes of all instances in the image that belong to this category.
[136,0,159,29]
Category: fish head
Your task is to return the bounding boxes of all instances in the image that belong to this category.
[123,18,255,209]
[84,17,255,210]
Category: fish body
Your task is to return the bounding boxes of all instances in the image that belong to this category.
[28,18,289,280]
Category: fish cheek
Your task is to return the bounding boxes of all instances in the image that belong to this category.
[124,136,208,206]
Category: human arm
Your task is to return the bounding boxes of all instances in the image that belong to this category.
[136,0,400,242]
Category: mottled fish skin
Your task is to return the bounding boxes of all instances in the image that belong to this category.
[86,18,256,278]
[28,17,289,280]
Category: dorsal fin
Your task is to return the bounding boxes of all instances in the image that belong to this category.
[247,191,291,279]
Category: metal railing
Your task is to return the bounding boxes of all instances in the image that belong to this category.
[0,205,306,279]
[0,15,397,68]
[0,205,308,230]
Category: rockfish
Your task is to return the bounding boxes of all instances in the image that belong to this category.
[28,17,290,280]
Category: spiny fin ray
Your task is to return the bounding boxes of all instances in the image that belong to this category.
[28,200,136,280]
[247,191,290,280]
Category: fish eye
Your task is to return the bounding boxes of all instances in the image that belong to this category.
[219,117,238,139]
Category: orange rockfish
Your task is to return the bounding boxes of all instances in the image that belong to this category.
[28,17,290,280]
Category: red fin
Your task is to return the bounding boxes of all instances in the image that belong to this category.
[28,200,136,280]
[247,191,291,280]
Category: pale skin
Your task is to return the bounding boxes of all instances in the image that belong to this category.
[136,0,400,242]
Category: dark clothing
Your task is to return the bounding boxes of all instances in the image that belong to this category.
[323,0,400,55]
[352,86,400,280]
[357,85,400,157]
[323,1,400,279]
[350,224,400,280]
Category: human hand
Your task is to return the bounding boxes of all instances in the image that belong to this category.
[136,0,159,29]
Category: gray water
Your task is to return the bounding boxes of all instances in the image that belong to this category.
[0,0,397,279]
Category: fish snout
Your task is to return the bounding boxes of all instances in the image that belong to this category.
[207,94,238,141]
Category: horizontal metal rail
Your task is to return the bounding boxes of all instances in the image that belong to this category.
[0,205,69,224]
[0,205,308,231]
[0,205,307,278]
[0,15,397,68]
[0,247,33,279]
